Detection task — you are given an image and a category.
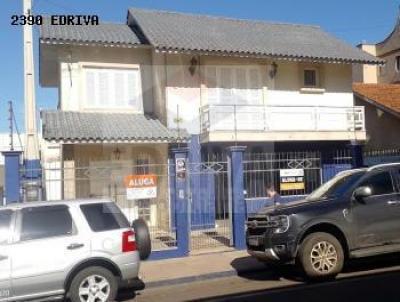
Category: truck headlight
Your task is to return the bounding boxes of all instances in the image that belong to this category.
[270,215,290,234]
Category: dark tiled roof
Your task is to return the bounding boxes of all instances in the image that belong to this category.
[40,21,144,46]
[353,83,400,115]
[128,8,383,64]
[41,111,187,143]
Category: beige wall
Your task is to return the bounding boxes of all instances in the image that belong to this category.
[158,54,355,135]
[63,143,171,229]
[42,44,356,136]
[352,44,378,84]
[355,97,400,150]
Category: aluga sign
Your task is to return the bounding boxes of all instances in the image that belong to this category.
[124,174,158,200]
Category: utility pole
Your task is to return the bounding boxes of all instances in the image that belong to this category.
[8,101,14,151]
[23,0,39,164]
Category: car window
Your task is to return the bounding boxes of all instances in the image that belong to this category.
[307,171,365,201]
[20,205,73,241]
[80,202,129,232]
[359,171,394,196]
[0,210,12,245]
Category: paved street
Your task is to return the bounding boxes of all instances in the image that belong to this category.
[118,254,400,302]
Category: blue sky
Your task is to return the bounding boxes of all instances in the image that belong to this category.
[0,0,398,132]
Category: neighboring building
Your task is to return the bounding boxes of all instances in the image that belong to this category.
[39,8,380,228]
[353,83,400,149]
[354,13,400,84]
[353,12,400,149]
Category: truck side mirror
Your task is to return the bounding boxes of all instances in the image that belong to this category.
[353,186,372,202]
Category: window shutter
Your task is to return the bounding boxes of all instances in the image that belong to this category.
[205,66,218,104]
[248,68,262,105]
[127,70,138,108]
[98,71,110,107]
[234,68,247,104]
[85,70,96,107]
[114,71,125,107]
[219,67,234,104]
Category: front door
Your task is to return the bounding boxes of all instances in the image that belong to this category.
[352,170,398,248]
[11,205,90,299]
[0,210,13,301]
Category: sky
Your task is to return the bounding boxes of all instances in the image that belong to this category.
[0,0,399,133]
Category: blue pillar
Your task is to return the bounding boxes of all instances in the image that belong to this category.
[150,147,190,260]
[172,147,190,256]
[1,151,22,204]
[226,146,247,250]
[349,141,364,168]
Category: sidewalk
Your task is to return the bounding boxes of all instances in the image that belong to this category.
[139,250,265,288]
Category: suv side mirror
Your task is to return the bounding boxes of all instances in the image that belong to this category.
[353,186,372,201]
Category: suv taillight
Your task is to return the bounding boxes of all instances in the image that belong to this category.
[122,230,137,252]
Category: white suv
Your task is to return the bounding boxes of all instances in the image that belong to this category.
[0,199,149,302]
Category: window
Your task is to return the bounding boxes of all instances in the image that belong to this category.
[205,66,263,105]
[20,206,73,241]
[304,69,317,87]
[84,67,143,110]
[0,210,12,244]
[359,171,394,196]
[395,56,400,73]
[80,202,130,232]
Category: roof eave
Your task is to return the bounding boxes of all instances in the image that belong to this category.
[354,91,400,119]
[154,47,384,65]
[40,38,150,49]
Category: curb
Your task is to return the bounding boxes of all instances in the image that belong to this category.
[145,265,266,289]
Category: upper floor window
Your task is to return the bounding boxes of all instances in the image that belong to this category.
[205,66,263,105]
[84,67,143,111]
[303,68,318,87]
[395,56,400,73]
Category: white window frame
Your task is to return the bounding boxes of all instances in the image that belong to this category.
[80,62,144,112]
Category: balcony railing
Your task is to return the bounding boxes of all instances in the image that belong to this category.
[200,104,365,133]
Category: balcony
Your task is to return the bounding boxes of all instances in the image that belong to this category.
[200,105,366,142]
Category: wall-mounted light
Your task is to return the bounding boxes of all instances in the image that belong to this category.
[189,56,198,76]
[113,147,122,160]
[269,62,278,79]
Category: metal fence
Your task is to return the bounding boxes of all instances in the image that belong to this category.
[243,151,322,198]
[187,161,232,252]
[22,161,178,252]
[364,149,400,166]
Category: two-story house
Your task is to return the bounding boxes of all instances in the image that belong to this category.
[39,8,381,234]
[353,11,400,149]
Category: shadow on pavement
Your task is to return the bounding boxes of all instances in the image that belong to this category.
[215,253,400,302]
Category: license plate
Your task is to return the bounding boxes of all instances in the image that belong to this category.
[248,237,262,246]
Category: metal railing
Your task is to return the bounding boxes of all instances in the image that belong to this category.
[200,104,365,133]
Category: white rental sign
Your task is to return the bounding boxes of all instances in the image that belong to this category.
[124,174,157,200]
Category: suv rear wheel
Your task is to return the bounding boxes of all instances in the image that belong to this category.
[298,232,344,280]
[69,266,118,302]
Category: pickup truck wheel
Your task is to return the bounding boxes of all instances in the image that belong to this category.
[69,266,117,302]
[298,232,344,280]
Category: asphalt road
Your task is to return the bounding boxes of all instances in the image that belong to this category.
[119,253,400,302]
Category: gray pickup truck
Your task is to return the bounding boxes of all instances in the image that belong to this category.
[247,163,400,280]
